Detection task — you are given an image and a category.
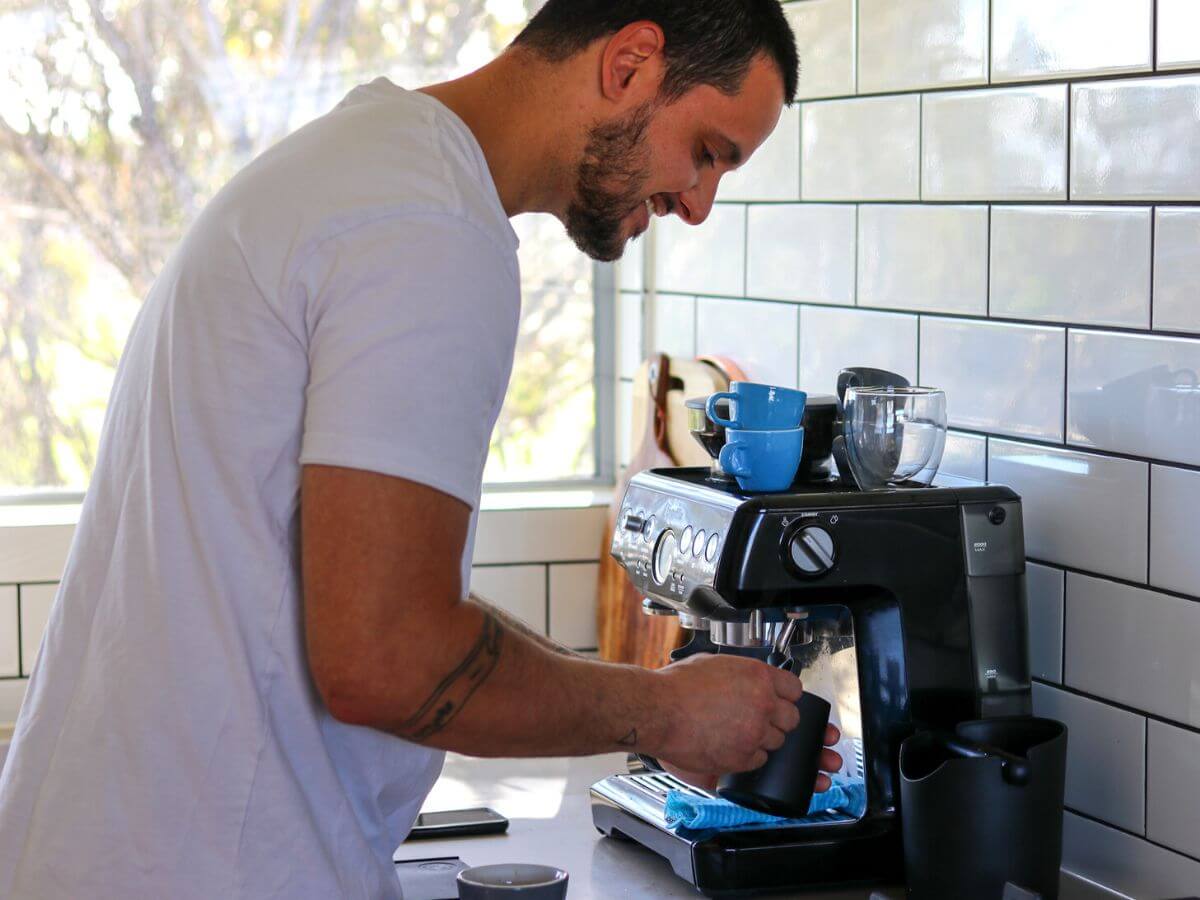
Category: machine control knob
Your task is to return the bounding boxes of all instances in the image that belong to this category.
[624,512,647,534]
[787,525,837,576]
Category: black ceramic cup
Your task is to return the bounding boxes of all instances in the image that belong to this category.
[717,691,832,818]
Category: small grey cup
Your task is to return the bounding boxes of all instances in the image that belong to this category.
[457,863,568,899]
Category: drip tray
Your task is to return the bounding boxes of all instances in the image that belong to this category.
[598,771,858,836]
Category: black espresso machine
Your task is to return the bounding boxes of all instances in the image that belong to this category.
[589,378,1033,896]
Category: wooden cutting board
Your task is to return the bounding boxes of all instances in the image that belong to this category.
[596,355,747,669]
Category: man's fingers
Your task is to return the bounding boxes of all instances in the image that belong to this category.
[824,723,841,746]
[814,772,832,793]
[820,747,843,774]
[769,669,804,702]
[761,725,787,752]
[769,699,801,734]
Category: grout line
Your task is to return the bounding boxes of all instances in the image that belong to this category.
[1065,79,1073,200]
[985,205,992,317]
[852,204,860,306]
[543,565,551,637]
[1143,718,1150,836]
[721,198,1200,208]
[15,585,22,679]
[1062,326,1070,446]
[794,61,1200,105]
[0,675,29,682]
[1152,0,1159,71]
[1146,466,1153,584]
[1027,554,1197,604]
[916,315,922,384]
[473,559,601,569]
[1062,806,1200,866]
[986,0,994,84]
[652,288,1200,341]
[1032,677,1200,740]
[1059,566,1067,683]
[1148,206,1157,329]
[917,93,924,200]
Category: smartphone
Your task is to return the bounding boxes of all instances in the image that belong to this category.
[406,807,510,840]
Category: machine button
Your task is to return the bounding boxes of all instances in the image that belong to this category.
[988,506,1007,526]
[705,533,720,562]
[622,511,644,533]
[651,530,677,585]
[692,530,706,557]
[643,516,656,540]
[679,526,693,554]
[787,525,837,576]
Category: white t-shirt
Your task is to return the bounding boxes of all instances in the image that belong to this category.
[0,78,520,899]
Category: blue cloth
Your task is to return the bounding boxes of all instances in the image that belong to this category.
[663,776,867,832]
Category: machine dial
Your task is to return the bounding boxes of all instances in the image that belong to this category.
[786,525,837,576]
[652,529,677,585]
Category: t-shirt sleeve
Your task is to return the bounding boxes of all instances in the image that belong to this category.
[297,213,519,507]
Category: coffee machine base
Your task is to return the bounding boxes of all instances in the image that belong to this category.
[590,771,903,897]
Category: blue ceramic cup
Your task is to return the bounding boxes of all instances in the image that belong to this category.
[706,382,807,431]
[718,427,805,492]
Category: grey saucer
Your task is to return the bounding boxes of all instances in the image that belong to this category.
[457,863,568,899]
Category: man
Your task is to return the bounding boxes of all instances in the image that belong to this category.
[0,2,841,896]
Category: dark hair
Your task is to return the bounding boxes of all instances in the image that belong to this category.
[512,0,798,105]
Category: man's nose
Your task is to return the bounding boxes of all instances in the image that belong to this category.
[674,178,718,226]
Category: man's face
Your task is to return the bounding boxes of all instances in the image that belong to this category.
[564,54,786,261]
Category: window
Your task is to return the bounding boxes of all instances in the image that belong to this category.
[0,0,609,498]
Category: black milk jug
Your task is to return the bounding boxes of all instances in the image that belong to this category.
[899,717,1068,900]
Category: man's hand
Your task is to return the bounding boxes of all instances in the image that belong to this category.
[647,654,844,791]
[661,722,844,793]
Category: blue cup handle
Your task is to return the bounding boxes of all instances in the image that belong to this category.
[718,443,750,477]
[707,392,738,429]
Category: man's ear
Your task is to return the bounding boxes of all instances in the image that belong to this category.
[599,21,665,102]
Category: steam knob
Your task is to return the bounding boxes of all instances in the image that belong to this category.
[787,525,836,576]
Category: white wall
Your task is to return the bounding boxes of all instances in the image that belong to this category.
[0,502,607,726]
[618,1,1200,894]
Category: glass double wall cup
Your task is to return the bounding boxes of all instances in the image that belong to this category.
[842,387,947,489]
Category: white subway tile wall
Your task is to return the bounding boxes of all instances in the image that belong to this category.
[991,0,1153,82]
[746,204,856,304]
[695,297,799,388]
[1071,75,1200,201]
[654,206,745,296]
[1067,330,1200,467]
[1156,0,1200,70]
[938,431,987,482]
[989,206,1152,328]
[920,318,1065,440]
[717,106,800,203]
[1147,720,1200,859]
[0,587,17,678]
[800,94,921,200]
[786,0,855,99]
[650,293,696,360]
[856,0,988,93]
[1149,465,1200,598]
[1025,562,1064,683]
[1032,683,1146,833]
[921,85,1068,201]
[1065,572,1200,728]
[652,1,1200,885]
[18,584,56,677]
[548,563,601,650]
[798,305,918,393]
[1152,208,1200,334]
[857,205,988,315]
[988,441,1148,581]
[470,566,547,631]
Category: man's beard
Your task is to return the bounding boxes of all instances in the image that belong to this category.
[565,101,656,262]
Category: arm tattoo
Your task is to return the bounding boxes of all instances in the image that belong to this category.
[471,593,581,658]
[399,610,504,740]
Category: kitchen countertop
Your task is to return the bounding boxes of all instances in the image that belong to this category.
[393,753,1127,900]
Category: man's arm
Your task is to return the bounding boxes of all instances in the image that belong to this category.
[302,464,826,776]
[472,594,580,658]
